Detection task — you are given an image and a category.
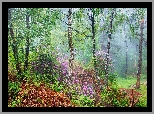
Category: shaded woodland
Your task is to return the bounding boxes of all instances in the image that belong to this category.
[8,8,147,107]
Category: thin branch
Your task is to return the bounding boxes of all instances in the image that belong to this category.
[54,12,92,38]
[87,13,92,21]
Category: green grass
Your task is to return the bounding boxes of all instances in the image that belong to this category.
[116,76,146,89]
[116,75,147,107]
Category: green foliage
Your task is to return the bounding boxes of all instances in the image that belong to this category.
[108,73,118,86]
[100,86,129,107]
[114,12,126,28]
[136,98,147,107]
[129,24,135,37]
[135,84,147,107]
[9,99,21,107]
[8,81,21,100]
[49,80,64,92]
[72,95,95,107]
[84,56,95,70]
[116,76,146,88]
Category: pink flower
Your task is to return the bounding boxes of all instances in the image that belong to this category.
[83,86,87,91]
[62,70,66,74]
[90,91,94,94]
[74,79,79,83]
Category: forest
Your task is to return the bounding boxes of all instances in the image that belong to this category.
[8,8,147,107]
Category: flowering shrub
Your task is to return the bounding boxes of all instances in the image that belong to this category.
[60,61,69,76]
[95,50,113,79]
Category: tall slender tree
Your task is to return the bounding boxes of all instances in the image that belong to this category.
[124,24,128,78]
[105,8,115,88]
[128,8,146,89]
[24,9,30,72]
[67,8,74,76]
[136,19,144,89]
[8,8,22,75]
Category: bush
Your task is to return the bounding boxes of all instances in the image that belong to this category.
[8,81,21,100]
[100,87,129,107]
[31,54,60,83]
[72,95,95,107]
[95,50,113,78]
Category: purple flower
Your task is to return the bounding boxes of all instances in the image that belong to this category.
[83,86,87,91]
[64,55,68,59]
[61,62,65,66]
[89,87,93,92]
[58,77,60,81]
[50,82,52,84]
[83,87,86,91]
[75,79,79,83]
[62,70,66,74]
[84,93,87,96]
[90,91,94,94]
[53,65,58,69]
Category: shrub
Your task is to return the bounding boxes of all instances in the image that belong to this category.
[31,53,60,83]
[100,87,130,107]
[8,81,21,100]
[95,50,113,78]
[72,95,95,107]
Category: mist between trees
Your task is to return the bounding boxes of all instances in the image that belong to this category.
[8,8,147,107]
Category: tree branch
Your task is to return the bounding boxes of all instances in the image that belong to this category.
[54,12,92,38]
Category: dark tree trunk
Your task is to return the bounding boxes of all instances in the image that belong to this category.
[136,19,144,89]
[24,11,30,72]
[125,41,128,78]
[105,8,115,88]
[90,8,101,86]
[125,40,128,78]
[67,8,74,76]
[90,8,97,76]
[8,8,22,75]
[124,24,128,78]
[88,8,102,105]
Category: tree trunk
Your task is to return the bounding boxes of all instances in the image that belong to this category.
[136,19,144,89]
[8,8,22,75]
[133,44,138,77]
[124,25,128,78]
[105,8,115,88]
[24,11,30,72]
[125,40,128,78]
[91,9,96,74]
[91,9,102,84]
[67,8,74,76]
[124,24,128,78]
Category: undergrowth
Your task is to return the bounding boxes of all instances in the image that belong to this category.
[8,54,147,107]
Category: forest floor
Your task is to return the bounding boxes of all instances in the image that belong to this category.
[8,72,147,107]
